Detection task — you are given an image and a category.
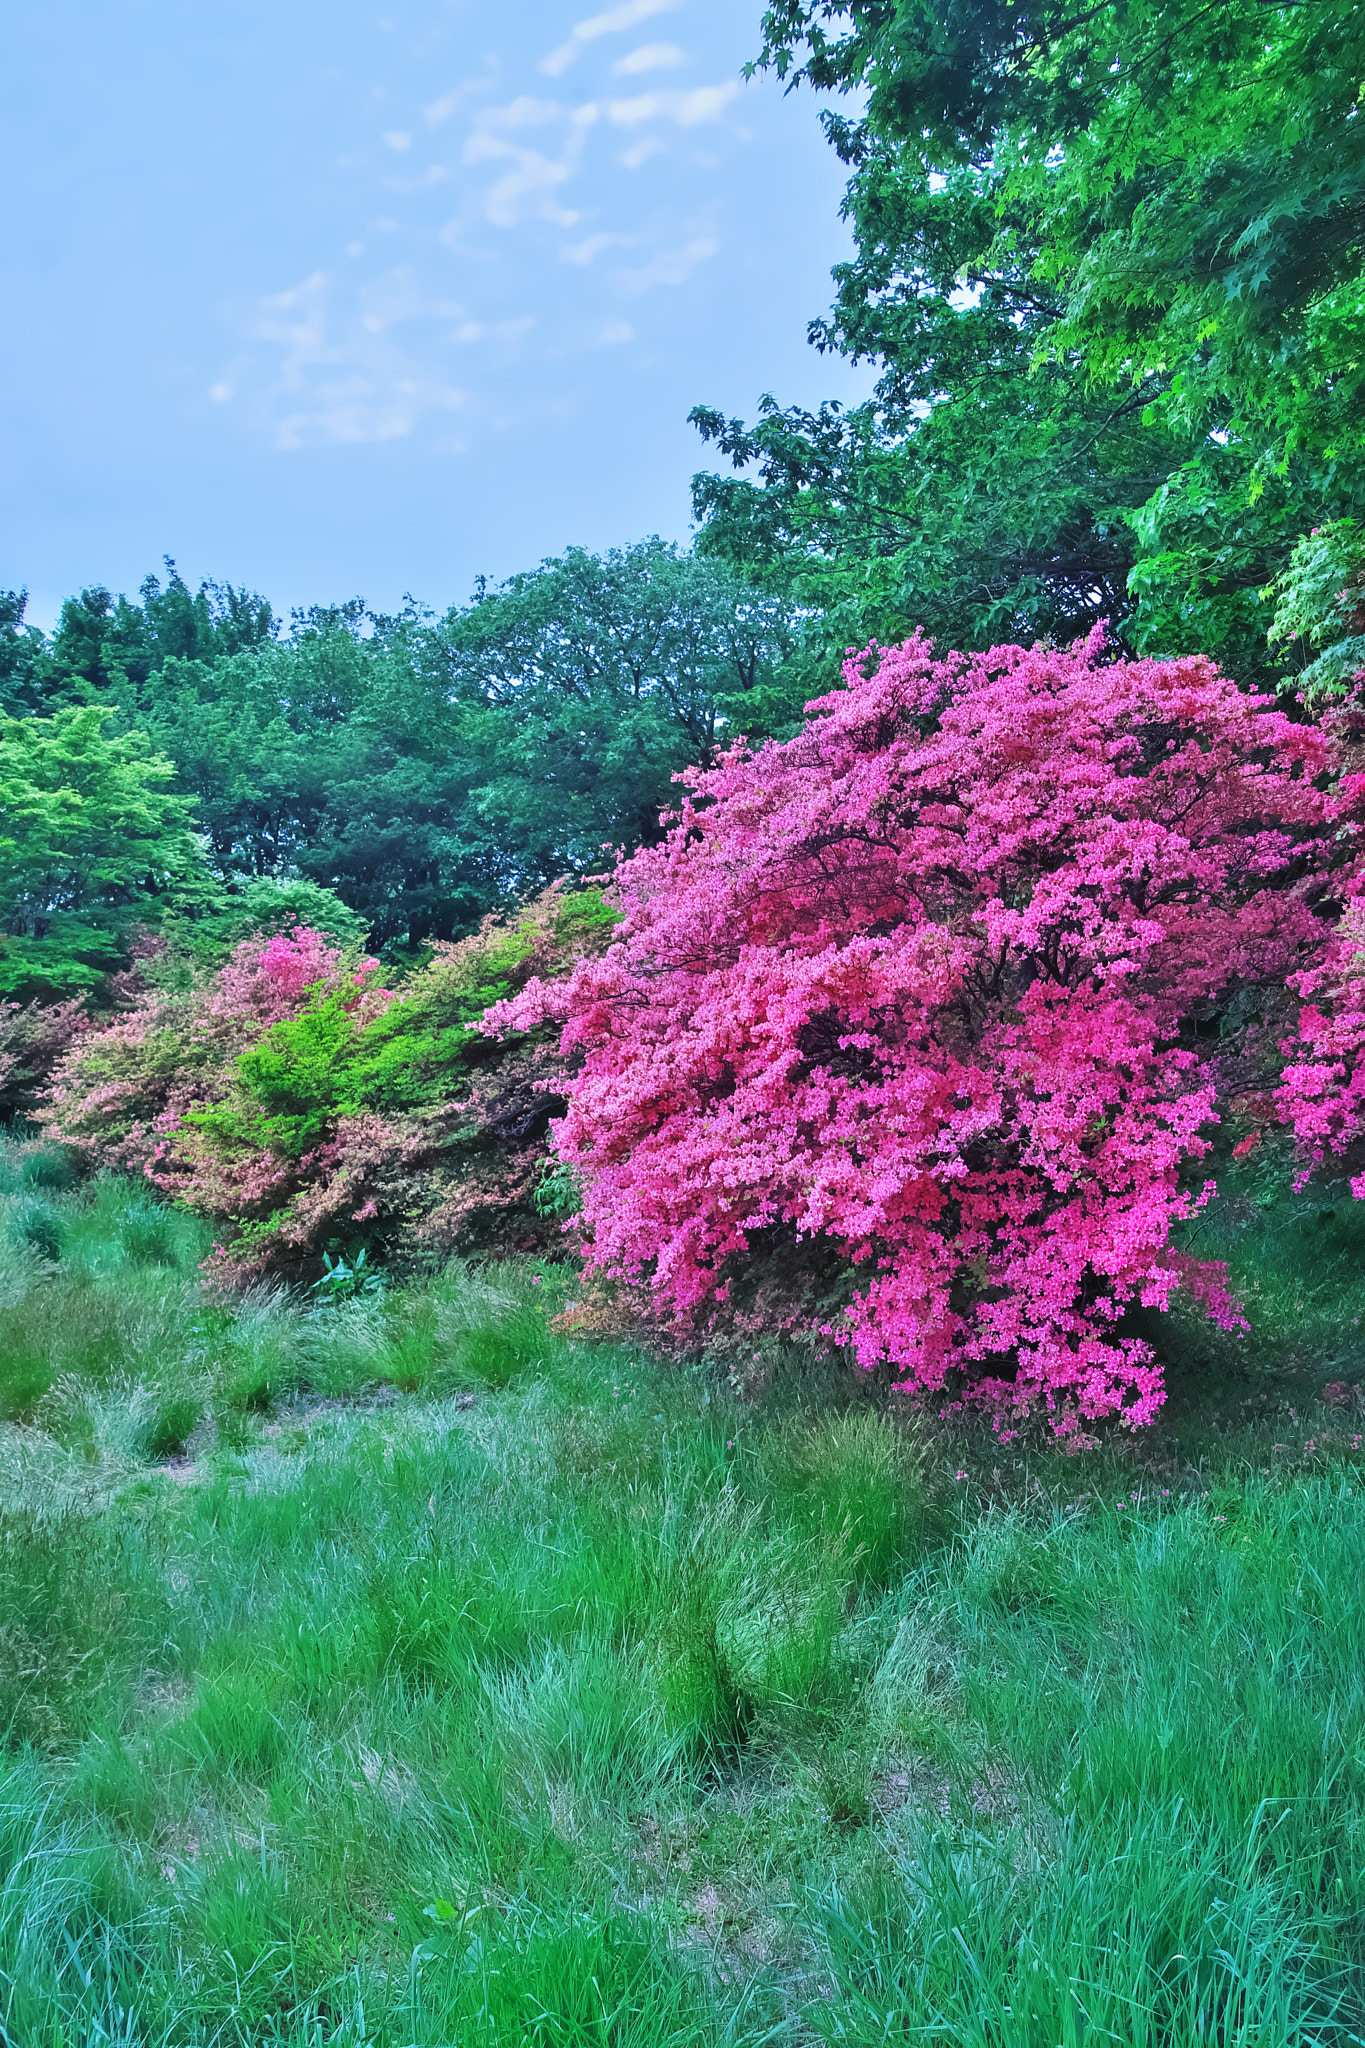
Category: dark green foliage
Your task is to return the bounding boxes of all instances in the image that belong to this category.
[694,0,1365,684]
[0,591,48,716]
[310,1248,386,1307]
[17,544,797,974]
[1269,519,1365,701]
[691,273,1174,663]
[34,558,275,706]
[11,1139,74,1190]
[167,875,370,964]
[1166,1154,1365,1401]
[5,1195,64,1263]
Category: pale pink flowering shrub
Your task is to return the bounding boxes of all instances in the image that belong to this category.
[204,926,373,1025]
[43,892,617,1276]
[490,631,1342,1433]
[44,926,357,1178]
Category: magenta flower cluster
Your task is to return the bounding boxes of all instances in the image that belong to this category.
[491,630,1349,1434]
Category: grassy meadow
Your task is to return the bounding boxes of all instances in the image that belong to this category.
[2,1131,1365,2045]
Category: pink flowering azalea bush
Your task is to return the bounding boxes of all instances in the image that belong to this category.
[490,630,1351,1433]
[1275,696,1365,1185]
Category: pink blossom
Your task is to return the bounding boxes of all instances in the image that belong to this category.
[489,630,1341,1434]
[206,926,350,1025]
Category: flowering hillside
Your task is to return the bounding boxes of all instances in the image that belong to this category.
[492,630,1361,1434]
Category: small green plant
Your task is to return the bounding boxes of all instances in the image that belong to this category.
[534,1158,582,1220]
[147,1393,202,1459]
[310,1247,385,1307]
[814,1747,873,1832]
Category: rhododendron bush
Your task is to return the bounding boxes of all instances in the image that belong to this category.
[44,926,359,1181]
[491,631,1359,1433]
[44,891,618,1273]
[1276,849,1365,1187]
[0,993,88,1121]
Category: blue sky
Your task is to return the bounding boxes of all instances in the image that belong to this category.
[3,0,873,627]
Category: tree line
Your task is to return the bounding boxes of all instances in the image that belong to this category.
[0,546,803,1001]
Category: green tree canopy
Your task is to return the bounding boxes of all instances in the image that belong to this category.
[693,0,1365,682]
[422,538,802,871]
[17,541,800,962]
[35,559,276,706]
[0,591,49,716]
[0,706,212,999]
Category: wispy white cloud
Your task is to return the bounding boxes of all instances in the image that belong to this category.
[615,235,718,293]
[221,12,755,453]
[582,0,677,29]
[461,99,598,228]
[425,74,496,127]
[610,42,685,75]
[607,83,739,127]
[385,165,450,193]
[455,73,737,227]
[477,95,568,132]
[462,135,579,228]
[540,0,679,78]
[560,229,635,264]
[358,267,455,333]
[358,273,417,333]
[239,270,467,449]
[620,136,667,169]
[451,315,535,345]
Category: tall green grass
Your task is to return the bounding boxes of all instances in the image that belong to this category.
[0,1129,1363,2042]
